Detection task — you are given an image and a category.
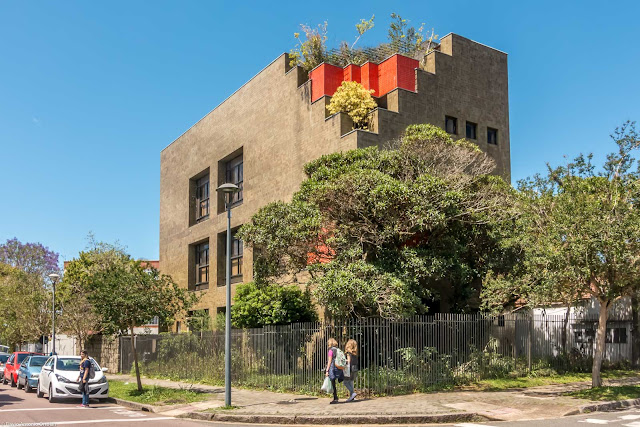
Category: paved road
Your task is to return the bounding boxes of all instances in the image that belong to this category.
[0,382,211,426]
[443,408,640,427]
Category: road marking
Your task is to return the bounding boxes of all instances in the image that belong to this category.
[579,420,611,424]
[455,424,498,427]
[40,417,175,425]
[0,406,124,412]
[624,422,640,427]
[621,415,640,420]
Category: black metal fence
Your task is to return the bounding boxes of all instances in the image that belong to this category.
[120,313,632,396]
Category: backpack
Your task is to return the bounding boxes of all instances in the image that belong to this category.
[333,348,347,370]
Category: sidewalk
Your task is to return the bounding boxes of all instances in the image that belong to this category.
[109,373,640,424]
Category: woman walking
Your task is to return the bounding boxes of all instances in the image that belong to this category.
[343,339,359,402]
[324,338,344,404]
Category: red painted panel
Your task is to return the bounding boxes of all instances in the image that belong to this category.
[377,55,398,96]
[343,64,361,83]
[310,63,343,102]
[396,55,419,91]
[361,62,379,95]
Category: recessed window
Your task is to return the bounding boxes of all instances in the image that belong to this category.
[195,176,210,222]
[466,122,477,140]
[225,154,243,207]
[218,229,243,286]
[445,116,457,135]
[195,242,209,290]
[487,127,498,145]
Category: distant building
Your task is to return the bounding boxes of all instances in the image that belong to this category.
[160,33,511,321]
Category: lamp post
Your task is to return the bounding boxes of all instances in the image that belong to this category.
[216,182,239,407]
[48,273,60,355]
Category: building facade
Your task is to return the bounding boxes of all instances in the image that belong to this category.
[159,33,511,324]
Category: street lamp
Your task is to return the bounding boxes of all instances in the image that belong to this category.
[216,182,239,407]
[48,273,60,355]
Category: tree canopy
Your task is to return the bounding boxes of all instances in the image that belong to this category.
[481,121,640,387]
[239,124,515,319]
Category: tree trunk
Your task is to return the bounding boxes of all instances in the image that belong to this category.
[592,300,609,388]
[129,327,143,392]
[562,308,570,354]
[632,294,640,368]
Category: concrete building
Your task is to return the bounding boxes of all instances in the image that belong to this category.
[159,33,511,326]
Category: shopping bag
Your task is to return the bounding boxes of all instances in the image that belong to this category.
[343,363,351,378]
[321,376,333,394]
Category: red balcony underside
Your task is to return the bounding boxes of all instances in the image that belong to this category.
[309,54,419,102]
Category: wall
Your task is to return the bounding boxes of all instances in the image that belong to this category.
[160,33,511,318]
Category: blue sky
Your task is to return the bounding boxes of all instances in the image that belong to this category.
[1,1,639,262]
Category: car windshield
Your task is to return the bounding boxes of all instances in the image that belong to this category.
[0,355,8,363]
[16,354,29,363]
[29,356,48,367]
[56,358,80,371]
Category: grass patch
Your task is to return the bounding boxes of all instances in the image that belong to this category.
[567,385,640,401]
[108,380,211,405]
[467,370,640,392]
[205,405,241,412]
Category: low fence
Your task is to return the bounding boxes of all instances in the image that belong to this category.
[120,313,633,396]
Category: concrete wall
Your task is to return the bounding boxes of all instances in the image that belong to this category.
[160,33,511,320]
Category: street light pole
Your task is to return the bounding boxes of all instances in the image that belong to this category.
[48,273,60,355]
[216,182,239,407]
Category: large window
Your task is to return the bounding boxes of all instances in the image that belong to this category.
[225,154,243,206]
[230,233,243,279]
[218,229,243,286]
[195,176,209,222]
[445,116,458,135]
[195,242,209,290]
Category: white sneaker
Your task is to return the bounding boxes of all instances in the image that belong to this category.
[347,392,357,402]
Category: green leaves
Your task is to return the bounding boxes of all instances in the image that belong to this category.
[241,124,513,318]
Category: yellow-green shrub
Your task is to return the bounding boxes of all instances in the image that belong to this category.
[327,81,377,129]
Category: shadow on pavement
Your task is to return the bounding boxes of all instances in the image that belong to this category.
[0,392,24,408]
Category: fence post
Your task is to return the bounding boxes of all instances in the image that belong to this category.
[527,313,533,372]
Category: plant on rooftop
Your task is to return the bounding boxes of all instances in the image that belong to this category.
[326,81,377,129]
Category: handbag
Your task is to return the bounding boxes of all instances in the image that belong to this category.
[321,377,333,394]
[343,362,351,378]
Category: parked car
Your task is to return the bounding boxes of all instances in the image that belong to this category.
[37,355,109,403]
[0,353,10,380]
[17,355,49,392]
[3,352,43,387]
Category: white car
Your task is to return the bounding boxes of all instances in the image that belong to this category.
[36,355,109,403]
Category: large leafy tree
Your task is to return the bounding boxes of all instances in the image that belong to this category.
[0,238,59,349]
[482,121,640,388]
[239,124,515,318]
[66,241,196,391]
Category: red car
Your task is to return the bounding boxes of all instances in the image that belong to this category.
[3,352,42,387]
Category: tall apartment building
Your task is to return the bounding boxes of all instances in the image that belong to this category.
[160,33,511,325]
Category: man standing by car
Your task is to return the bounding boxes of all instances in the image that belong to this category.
[77,350,91,408]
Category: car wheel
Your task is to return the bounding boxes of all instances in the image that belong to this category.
[11,375,16,387]
[17,377,23,390]
[25,381,32,393]
[2,375,8,385]
[36,381,44,398]
[48,384,57,403]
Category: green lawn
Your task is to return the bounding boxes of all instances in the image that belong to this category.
[108,380,211,405]
[467,370,640,391]
[568,385,640,401]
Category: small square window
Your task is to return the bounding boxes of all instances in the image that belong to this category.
[466,122,477,140]
[445,116,457,135]
[487,127,498,145]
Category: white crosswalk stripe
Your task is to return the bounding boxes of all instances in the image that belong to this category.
[579,419,612,424]
[621,415,640,420]
[455,424,498,427]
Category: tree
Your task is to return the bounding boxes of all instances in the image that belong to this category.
[482,121,640,388]
[239,124,515,318]
[0,238,59,349]
[73,242,196,391]
[231,282,318,328]
[327,81,377,129]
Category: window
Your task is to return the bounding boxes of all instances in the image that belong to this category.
[218,229,243,286]
[609,327,627,344]
[176,321,181,333]
[225,154,243,206]
[445,116,457,135]
[195,176,209,222]
[217,307,226,315]
[466,122,477,140]
[195,242,209,290]
[487,127,498,145]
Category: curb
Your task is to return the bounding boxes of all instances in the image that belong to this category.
[178,411,487,425]
[108,397,163,413]
[578,397,640,414]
